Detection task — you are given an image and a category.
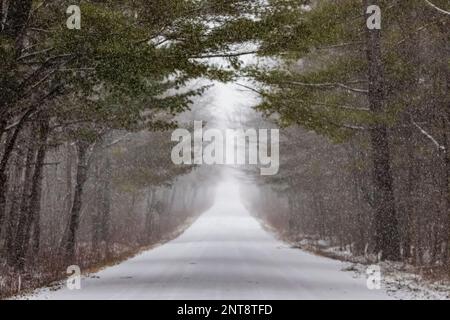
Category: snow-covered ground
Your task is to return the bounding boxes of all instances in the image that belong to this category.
[21,176,394,300]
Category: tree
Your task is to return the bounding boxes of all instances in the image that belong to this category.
[244,0,449,262]
[364,0,400,260]
[0,0,262,267]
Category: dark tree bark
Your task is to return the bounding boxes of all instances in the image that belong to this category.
[433,19,450,269]
[99,154,112,257]
[404,126,418,262]
[0,118,6,141]
[3,138,27,263]
[445,140,450,270]
[3,0,32,39]
[65,142,73,214]
[64,140,90,263]
[443,36,450,271]
[0,169,7,239]
[0,126,21,240]
[365,0,400,261]
[30,154,46,258]
[442,115,450,270]
[5,126,36,263]
[0,108,38,238]
[13,120,49,270]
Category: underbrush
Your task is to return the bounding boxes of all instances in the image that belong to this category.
[0,216,196,299]
[257,216,450,300]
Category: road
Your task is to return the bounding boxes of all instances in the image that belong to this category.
[24,179,391,300]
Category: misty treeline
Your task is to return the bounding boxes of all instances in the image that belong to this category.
[0,0,255,296]
[1,129,215,296]
[242,0,449,275]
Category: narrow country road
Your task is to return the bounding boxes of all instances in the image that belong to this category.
[23,178,391,300]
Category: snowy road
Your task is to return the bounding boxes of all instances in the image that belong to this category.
[25,178,391,300]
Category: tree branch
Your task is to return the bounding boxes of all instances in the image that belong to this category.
[191,50,258,59]
[424,0,450,15]
[409,113,446,151]
[281,80,369,94]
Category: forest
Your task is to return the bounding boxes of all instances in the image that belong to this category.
[0,0,449,299]
[243,0,450,281]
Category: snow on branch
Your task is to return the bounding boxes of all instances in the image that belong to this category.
[424,0,450,15]
[409,113,446,152]
[282,81,369,94]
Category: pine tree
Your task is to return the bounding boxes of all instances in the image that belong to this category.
[246,0,449,261]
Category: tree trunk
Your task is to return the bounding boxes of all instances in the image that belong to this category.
[349,141,367,256]
[144,188,156,243]
[365,0,400,261]
[0,110,36,237]
[4,143,27,262]
[0,169,7,239]
[6,126,36,263]
[13,120,49,270]
[443,33,450,271]
[404,127,417,262]
[3,0,32,39]
[91,161,102,254]
[442,119,450,270]
[31,154,46,258]
[100,154,112,258]
[0,118,6,141]
[65,142,73,215]
[64,140,90,263]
